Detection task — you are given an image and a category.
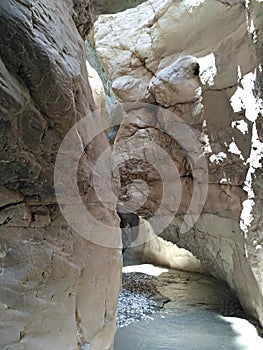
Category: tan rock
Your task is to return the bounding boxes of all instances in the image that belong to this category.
[131,217,206,274]
[93,0,263,327]
[0,1,121,349]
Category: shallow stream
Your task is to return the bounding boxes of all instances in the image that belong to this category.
[115,264,263,350]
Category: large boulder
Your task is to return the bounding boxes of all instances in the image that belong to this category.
[0,1,121,349]
[93,0,263,326]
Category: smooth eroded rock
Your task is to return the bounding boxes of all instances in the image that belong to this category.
[0,1,122,349]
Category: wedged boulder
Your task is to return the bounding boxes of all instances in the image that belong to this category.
[149,56,201,107]
[0,1,121,349]
[93,0,263,326]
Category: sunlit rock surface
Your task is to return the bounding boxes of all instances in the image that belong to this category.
[0,1,121,349]
[126,218,206,273]
[93,0,263,326]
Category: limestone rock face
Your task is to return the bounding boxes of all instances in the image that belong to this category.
[0,1,121,349]
[130,217,206,274]
[149,56,201,107]
[72,0,94,39]
[93,0,263,326]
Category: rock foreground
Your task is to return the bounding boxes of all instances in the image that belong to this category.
[0,1,121,349]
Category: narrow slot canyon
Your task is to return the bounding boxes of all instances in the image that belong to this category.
[0,1,263,349]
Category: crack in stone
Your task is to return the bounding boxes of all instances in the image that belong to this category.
[0,200,24,211]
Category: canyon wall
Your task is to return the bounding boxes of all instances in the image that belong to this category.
[94,0,146,15]
[0,1,121,349]
[92,0,263,325]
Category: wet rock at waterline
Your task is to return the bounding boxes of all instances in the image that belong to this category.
[93,0,263,326]
[121,267,246,318]
[0,1,121,349]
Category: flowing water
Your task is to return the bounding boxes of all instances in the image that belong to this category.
[115,264,263,350]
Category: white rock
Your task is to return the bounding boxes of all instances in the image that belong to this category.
[149,56,201,106]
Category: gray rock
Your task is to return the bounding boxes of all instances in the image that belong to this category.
[94,0,147,15]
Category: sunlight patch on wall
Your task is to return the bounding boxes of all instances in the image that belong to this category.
[231,120,248,135]
[198,53,217,86]
[123,264,168,276]
[209,152,227,164]
[230,67,263,236]
[200,120,212,154]
[227,140,245,161]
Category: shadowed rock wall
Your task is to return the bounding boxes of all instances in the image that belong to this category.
[94,0,147,15]
[0,1,121,349]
